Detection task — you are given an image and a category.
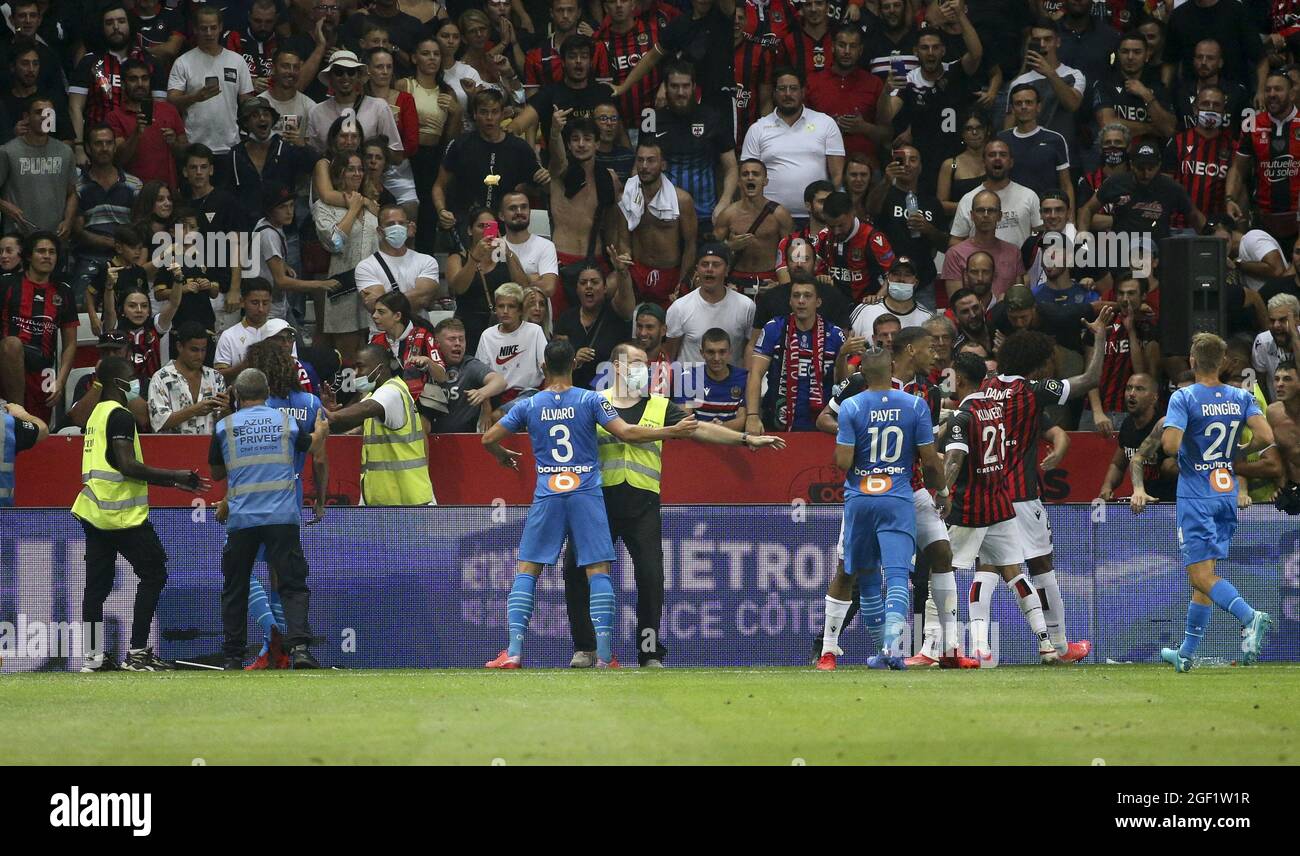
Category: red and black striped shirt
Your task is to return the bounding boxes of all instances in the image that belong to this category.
[370,322,444,402]
[1168,128,1233,220]
[781,27,833,82]
[734,32,783,138]
[69,47,164,127]
[1236,107,1300,216]
[944,390,1015,527]
[224,29,279,80]
[0,275,77,363]
[1088,318,1154,413]
[525,32,612,89]
[897,373,939,491]
[978,374,1069,503]
[599,17,662,127]
[122,317,168,383]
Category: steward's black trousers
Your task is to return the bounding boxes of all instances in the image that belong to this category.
[221,524,312,659]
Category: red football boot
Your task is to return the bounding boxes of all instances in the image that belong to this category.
[244,651,270,671]
[485,650,522,669]
[903,652,939,668]
[596,656,620,669]
[1060,640,1092,663]
[815,652,837,671]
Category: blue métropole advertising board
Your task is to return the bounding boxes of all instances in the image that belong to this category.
[1,505,1296,670]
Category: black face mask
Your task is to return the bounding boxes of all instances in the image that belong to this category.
[1102,146,1128,167]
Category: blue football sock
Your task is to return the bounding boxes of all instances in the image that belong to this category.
[1178,602,1213,660]
[883,570,911,655]
[588,572,616,662]
[860,572,884,652]
[1209,579,1255,625]
[506,573,537,658]
[248,575,277,655]
[269,588,286,633]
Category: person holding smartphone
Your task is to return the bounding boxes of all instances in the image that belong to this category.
[166,4,255,155]
[108,59,189,191]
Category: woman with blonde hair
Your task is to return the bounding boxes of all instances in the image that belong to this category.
[522,284,552,339]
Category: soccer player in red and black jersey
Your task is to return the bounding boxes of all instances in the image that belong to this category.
[1165,85,1234,222]
[814,190,894,303]
[599,0,663,129]
[69,5,168,148]
[732,4,783,141]
[979,313,1115,665]
[939,351,1047,664]
[781,0,834,81]
[525,0,611,97]
[0,232,78,423]
[1083,276,1159,438]
[1226,70,1300,241]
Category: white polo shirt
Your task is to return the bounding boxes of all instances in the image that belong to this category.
[740,107,845,220]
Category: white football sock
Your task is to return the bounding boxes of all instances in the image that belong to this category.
[1007,573,1052,650]
[919,592,940,658]
[1033,570,1069,650]
[821,596,852,656]
[931,572,959,657]
[968,571,998,655]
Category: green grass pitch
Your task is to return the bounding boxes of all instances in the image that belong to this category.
[3,665,1299,765]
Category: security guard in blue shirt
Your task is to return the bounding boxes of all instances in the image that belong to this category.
[210,368,329,670]
[1,399,48,507]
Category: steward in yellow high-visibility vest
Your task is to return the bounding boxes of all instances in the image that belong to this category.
[325,344,435,506]
[71,357,208,673]
[560,338,784,667]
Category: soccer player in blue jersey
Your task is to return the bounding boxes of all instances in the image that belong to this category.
[235,341,328,669]
[822,346,944,670]
[1132,333,1274,672]
[481,339,698,669]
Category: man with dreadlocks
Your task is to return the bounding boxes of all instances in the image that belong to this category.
[226,340,329,670]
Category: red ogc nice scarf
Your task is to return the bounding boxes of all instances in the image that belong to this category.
[781,312,826,430]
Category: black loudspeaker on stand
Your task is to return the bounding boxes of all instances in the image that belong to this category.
[1158,236,1227,354]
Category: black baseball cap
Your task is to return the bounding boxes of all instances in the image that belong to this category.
[261,181,294,214]
[891,256,917,276]
[698,242,732,267]
[1132,143,1161,166]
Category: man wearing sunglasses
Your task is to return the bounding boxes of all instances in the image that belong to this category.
[305,49,404,161]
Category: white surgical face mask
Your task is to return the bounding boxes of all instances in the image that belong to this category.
[117,377,141,402]
[1198,110,1225,129]
[887,280,915,301]
[625,364,649,395]
[354,369,378,394]
[383,224,408,249]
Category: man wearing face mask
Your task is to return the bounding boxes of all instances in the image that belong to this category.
[325,343,435,505]
[564,339,784,667]
[1166,85,1234,222]
[1076,123,1130,227]
[850,255,933,346]
[1171,39,1249,135]
[74,356,208,672]
[356,205,441,328]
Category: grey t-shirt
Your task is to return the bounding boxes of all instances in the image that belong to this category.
[426,357,493,433]
[0,137,76,234]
